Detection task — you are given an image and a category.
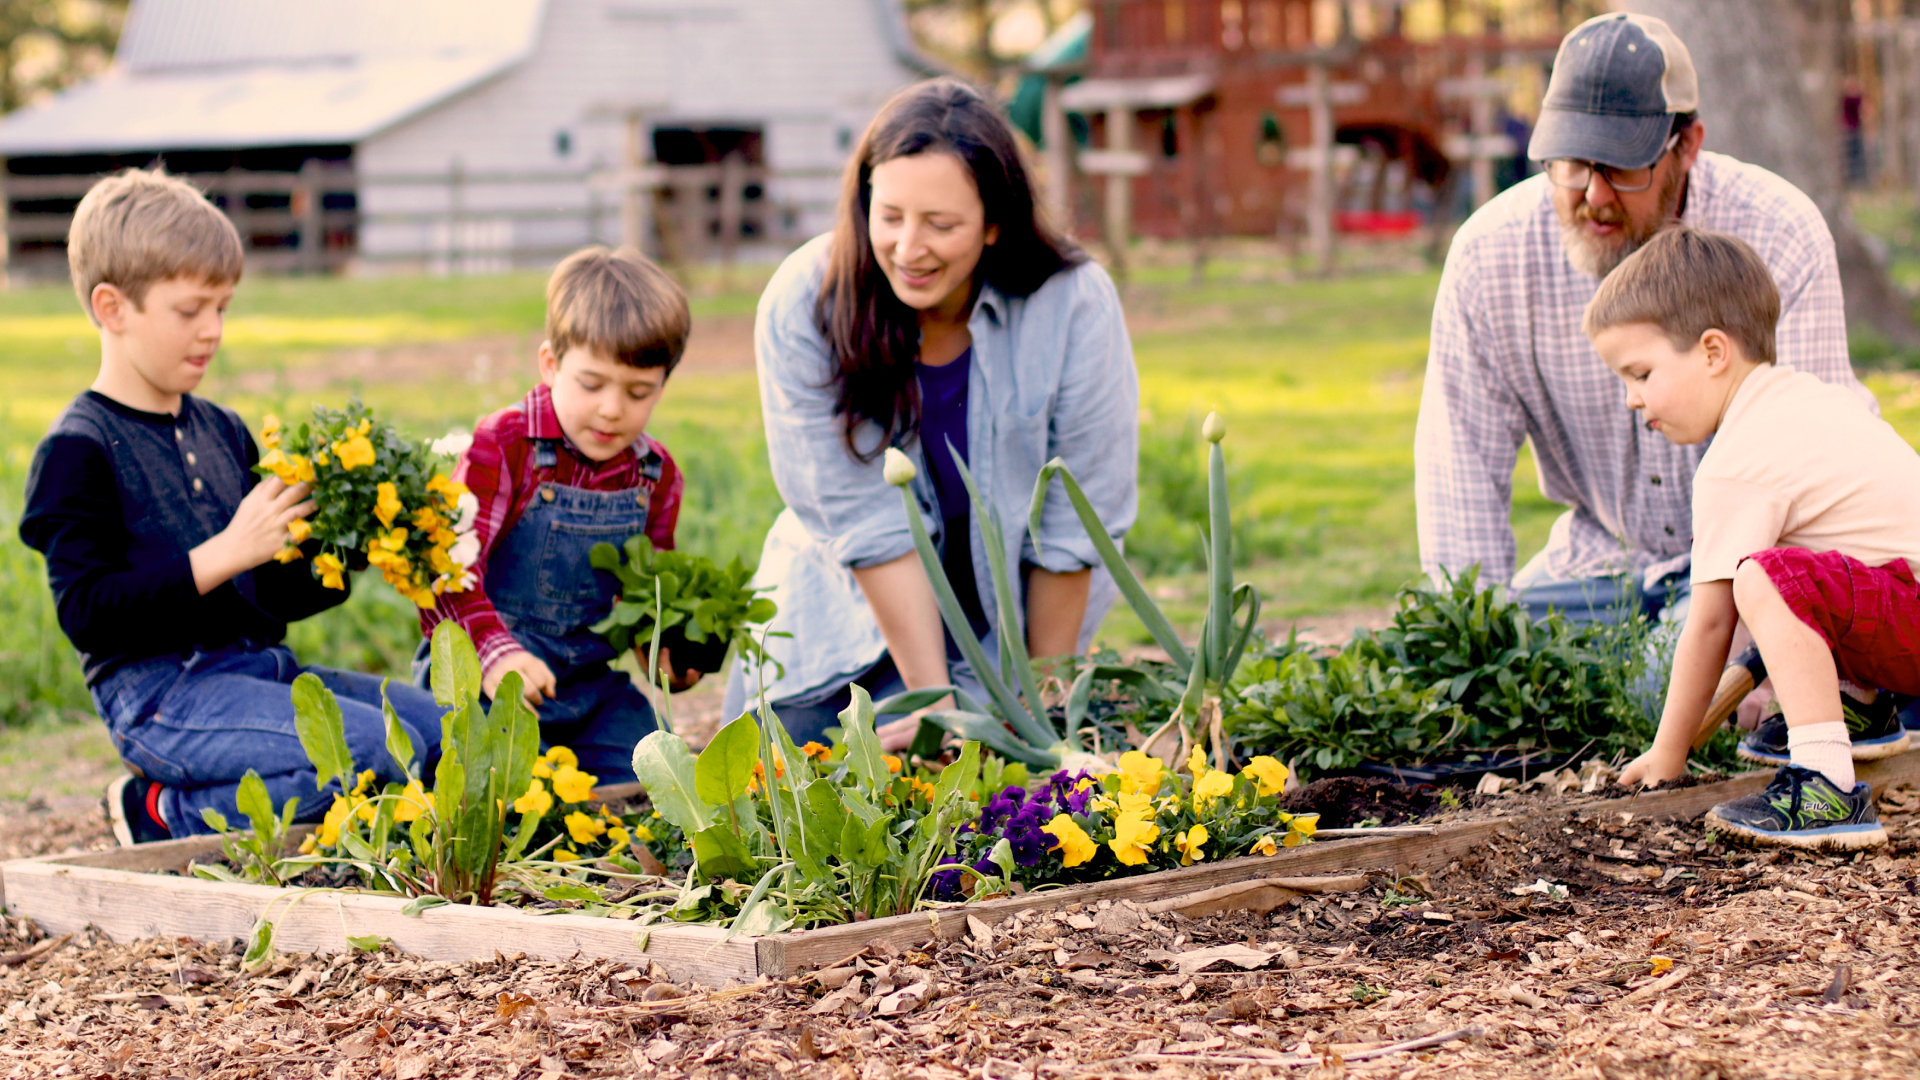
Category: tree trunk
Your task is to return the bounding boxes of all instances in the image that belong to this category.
[1621,0,1920,347]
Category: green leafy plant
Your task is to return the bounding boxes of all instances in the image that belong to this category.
[1226,569,1665,777]
[589,537,782,723]
[879,412,1257,769]
[631,688,986,931]
[197,771,301,887]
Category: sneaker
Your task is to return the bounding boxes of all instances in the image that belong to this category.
[105,775,172,847]
[1705,765,1888,850]
[1735,693,1911,766]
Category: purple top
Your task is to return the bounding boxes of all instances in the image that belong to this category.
[917,348,989,637]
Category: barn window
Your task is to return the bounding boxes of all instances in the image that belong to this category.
[1221,0,1243,48]
[554,130,572,157]
[1161,112,1179,158]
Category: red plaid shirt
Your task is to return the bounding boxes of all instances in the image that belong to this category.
[420,383,681,674]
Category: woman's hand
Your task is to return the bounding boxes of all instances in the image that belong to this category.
[484,651,556,706]
[190,477,315,594]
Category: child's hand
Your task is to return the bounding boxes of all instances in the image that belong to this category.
[190,477,315,594]
[637,646,701,693]
[484,651,557,706]
[1620,745,1689,787]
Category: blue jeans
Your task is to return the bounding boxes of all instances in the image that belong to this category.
[766,655,912,747]
[93,646,443,837]
[1510,556,1692,626]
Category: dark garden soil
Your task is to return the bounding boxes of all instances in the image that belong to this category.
[5,784,1920,1077]
[1277,777,1442,829]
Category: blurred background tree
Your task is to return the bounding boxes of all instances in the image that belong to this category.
[0,0,126,114]
[905,0,1078,81]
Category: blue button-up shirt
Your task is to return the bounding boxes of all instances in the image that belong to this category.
[723,236,1139,711]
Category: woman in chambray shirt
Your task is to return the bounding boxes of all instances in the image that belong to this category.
[721,79,1138,747]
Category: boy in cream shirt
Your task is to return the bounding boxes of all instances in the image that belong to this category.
[1598,227,1920,849]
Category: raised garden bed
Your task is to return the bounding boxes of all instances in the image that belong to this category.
[10,754,1917,986]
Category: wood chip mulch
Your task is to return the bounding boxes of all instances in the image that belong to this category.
[5,788,1920,1078]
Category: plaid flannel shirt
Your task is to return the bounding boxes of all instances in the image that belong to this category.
[1415,151,1870,588]
[419,383,681,675]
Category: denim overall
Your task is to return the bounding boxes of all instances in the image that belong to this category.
[435,438,660,782]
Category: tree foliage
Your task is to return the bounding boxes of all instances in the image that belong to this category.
[0,0,126,114]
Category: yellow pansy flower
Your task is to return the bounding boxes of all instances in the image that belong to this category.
[272,545,304,564]
[1041,813,1097,868]
[1251,835,1279,857]
[1244,756,1288,797]
[1288,813,1318,839]
[314,552,347,590]
[606,826,631,849]
[351,770,377,796]
[1174,824,1209,865]
[394,781,433,823]
[882,754,903,773]
[1088,793,1117,814]
[1186,745,1210,779]
[513,779,553,817]
[1117,751,1164,796]
[800,741,830,760]
[412,505,444,532]
[318,795,352,847]
[426,473,469,501]
[261,414,281,449]
[1193,770,1233,810]
[1117,790,1152,817]
[553,848,580,863]
[286,518,312,544]
[544,746,579,769]
[290,455,315,484]
[298,833,317,854]
[374,482,404,527]
[565,810,605,845]
[334,433,375,470]
[632,822,655,843]
[1108,812,1160,866]
[259,449,297,485]
[551,765,597,804]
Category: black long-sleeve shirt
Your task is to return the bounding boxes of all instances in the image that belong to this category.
[19,391,347,687]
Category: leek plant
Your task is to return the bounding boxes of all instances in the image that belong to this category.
[881,412,1259,769]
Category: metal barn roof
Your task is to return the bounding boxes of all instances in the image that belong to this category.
[0,0,545,155]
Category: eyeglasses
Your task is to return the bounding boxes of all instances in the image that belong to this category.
[1545,132,1682,193]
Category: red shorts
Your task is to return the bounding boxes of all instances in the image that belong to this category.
[1744,547,1920,695]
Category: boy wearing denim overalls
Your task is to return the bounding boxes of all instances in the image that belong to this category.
[419,247,696,782]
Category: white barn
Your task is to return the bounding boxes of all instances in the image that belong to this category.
[0,0,932,277]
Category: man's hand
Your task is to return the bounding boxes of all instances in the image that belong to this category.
[484,651,557,706]
[1619,744,1689,787]
[190,477,315,594]
[636,646,702,694]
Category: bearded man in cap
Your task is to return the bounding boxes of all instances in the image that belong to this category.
[1416,12,1871,625]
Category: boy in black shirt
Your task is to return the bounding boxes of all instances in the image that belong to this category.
[19,169,443,845]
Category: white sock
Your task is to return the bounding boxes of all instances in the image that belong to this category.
[1788,721,1855,790]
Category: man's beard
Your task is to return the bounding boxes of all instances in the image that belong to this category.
[1557,163,1688,279]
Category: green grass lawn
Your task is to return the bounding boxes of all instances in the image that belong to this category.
[7,249,1920,734]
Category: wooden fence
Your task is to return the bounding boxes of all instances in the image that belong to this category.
[1,157,841,279]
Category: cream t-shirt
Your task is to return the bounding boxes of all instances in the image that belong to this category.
[1691,363,1920,584]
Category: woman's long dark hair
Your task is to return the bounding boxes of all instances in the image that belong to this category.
[817,78,1085,462]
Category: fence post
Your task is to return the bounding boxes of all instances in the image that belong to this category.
[718,150,746,267]
[295,158,323,274]
[447,157,465,275]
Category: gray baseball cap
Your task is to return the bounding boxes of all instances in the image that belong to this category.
[1527,13,1699,169]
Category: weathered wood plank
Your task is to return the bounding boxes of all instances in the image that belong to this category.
[0,860,758,986]
[752,819,1508,975]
